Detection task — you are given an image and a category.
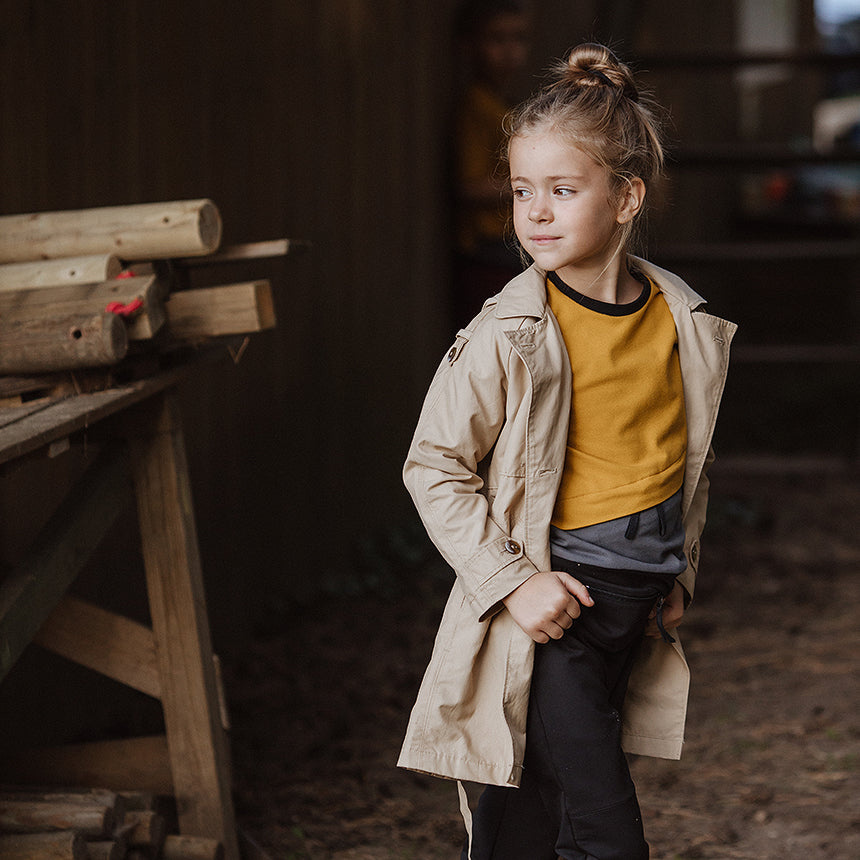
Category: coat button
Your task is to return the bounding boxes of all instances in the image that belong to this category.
[503,539,521,555]
[447,347,457,362]
[690,543,699,565]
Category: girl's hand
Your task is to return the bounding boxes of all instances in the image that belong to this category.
[502,571,594,644]
[645,579,685,640]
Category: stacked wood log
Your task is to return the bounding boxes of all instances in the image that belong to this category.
[0,787,224,859]
[0,199,300,391]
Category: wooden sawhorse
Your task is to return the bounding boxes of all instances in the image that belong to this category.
[0,363,241,860]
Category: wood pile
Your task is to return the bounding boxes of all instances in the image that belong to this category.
[0,787,223,859]
[0,199,303,401]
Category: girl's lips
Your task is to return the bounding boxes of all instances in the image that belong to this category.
[531,236,559,244]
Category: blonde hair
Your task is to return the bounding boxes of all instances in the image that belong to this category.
[504,43,665,249]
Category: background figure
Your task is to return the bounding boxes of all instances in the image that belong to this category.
[452,0,531,324]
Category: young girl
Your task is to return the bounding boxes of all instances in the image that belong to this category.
[399,43,736,859]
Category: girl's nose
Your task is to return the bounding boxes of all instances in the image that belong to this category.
[529,195,551,222]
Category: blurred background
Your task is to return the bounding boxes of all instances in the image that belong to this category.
[0,1,858,855]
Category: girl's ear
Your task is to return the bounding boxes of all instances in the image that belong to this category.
[616,177,646,225]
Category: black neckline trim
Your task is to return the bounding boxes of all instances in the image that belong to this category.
[548,269,651,317]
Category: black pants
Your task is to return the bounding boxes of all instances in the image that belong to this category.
[464,562,677,860]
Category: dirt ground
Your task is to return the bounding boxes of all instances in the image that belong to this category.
[225,471,860,860]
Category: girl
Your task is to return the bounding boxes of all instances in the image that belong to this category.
[399,43,737,859]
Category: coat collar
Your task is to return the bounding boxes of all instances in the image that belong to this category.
[493,257,707,321]
[493,264,548,320]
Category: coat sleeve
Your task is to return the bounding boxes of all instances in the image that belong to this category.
[403,322,541,620]
[678,445,714,604]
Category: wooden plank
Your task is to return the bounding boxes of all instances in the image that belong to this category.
[0,354,222,466]
[0,443,130,684]
[0,275,167,341]
[0,399,65,429]
[33,595,161,699]
[0,254,121,291]
[0,200,222,263]
[175,238,308,267]
[165,281,275,340]
[125,392,239,860]
[0,735,173,794]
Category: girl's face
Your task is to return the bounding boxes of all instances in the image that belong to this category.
[509,128,642,287]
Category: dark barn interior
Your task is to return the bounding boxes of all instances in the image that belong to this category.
[0,1,858,858]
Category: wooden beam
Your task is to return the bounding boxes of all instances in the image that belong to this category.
[0,254,122,291]
[0,310,128,374]
[0,200,222,263]
[0,443,130,683]
[0,351,226,466]
[33,595,161,699]
[124,393,239,860]
[175,238,309,266]
[0,735,173,794]
[165,281,275,340]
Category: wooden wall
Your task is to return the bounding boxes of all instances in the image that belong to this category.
[0,0,462,639]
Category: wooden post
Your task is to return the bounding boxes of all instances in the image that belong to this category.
[124,392,239,860]
[0,200,222,263]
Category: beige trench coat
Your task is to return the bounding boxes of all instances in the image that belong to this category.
[399,259,737,788]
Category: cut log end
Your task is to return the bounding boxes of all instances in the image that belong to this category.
[101,311,129,359]
[197,200,223,254]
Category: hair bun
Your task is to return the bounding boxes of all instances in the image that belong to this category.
[559,43,639,102]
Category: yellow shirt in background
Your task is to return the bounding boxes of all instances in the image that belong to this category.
[455,82,510,252]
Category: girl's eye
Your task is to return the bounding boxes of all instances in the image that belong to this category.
[555,187,575,197]
[512,188,531,200]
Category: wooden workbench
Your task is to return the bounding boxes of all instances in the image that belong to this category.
[0,357,241,860]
